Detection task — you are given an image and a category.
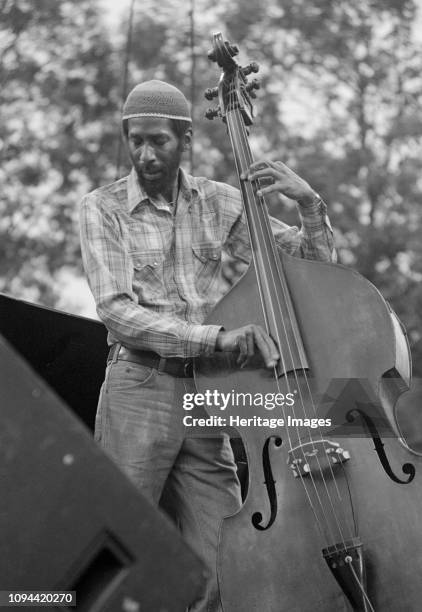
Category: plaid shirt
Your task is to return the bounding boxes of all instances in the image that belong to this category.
[79,168,335,358]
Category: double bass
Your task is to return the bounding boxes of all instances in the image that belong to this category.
[195,33,422,611]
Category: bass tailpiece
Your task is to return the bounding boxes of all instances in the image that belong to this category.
[322,538,372,611]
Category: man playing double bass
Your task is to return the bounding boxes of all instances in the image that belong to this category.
[79,79,336,611]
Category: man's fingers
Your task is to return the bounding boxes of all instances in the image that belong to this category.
[236,335,248,366]
[245,161,312,203]
[256,183,281,197]
[238,330,256,368]
[248,160,273,173]
[218,325,279,370]
[252,326,279,369]
[247,167,280,182]
[246,330,255,356]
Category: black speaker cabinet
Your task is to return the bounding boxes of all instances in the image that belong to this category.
[0,333,205,611]
[0,293,108,431]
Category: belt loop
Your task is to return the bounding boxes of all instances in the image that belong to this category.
[158,356,167,373]
[184,359,193,378]
[111,342,121,364]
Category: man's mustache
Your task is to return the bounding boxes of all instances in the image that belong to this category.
[140,162,164,174]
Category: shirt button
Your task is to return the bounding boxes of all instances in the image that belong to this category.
[153,261,158,266]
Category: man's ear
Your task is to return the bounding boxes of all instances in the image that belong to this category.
[182,127,193,152]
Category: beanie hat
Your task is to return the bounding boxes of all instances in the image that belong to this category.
[122,80,192,123]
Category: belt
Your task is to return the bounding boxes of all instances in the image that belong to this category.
[107,344,193,378]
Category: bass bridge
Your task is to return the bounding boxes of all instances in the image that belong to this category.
[287,439,350,478]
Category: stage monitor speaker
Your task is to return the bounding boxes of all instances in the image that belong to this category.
[0,293,108,431]
[0,334,205,611]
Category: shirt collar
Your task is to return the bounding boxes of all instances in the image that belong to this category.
[127,167,199,214]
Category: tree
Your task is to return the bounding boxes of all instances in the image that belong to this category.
[0,0,120,306]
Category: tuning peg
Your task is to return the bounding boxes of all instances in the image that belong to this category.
[246,78,260,92]
[245,78,260,99]
[207,49,217,62]
[205,107,220,120]
[242,62,259,76]
[225,41,239,57]
[204,87,219,101]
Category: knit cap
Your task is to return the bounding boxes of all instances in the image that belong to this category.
[122,80,192,123]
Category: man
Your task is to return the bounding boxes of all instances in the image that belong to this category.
[79,80,335,611]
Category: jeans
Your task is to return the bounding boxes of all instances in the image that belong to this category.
[95,352,242,612]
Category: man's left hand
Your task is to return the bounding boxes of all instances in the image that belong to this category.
[242,160,317,208]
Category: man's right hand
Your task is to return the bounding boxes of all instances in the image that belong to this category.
[215,324,279,369]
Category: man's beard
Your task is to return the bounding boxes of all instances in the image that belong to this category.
[136,153,182,199]
[137,170,169,198]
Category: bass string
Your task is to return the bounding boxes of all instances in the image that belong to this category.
[243,145,359,545]
[224,88,335,540]
[231,96,375,612]
[228,108,347,549]
[223,61,373,608]
[232,114,355,552]
[225,87,332,535]
[235,106,357,548]
[223,90,319,526]
[226,83,354,551]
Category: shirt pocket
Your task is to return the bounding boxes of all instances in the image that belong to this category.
[192,242,222,295]
[130,249,166,302]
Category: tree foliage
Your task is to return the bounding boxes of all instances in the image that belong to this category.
[0,0,119,304]
[1,0,422,372]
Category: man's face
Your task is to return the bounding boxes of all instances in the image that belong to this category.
[126,117,190,198]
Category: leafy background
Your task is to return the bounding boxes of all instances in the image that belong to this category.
[1,0,422,374]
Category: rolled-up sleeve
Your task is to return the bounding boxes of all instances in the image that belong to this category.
[273,198,336,262]
[224,193,336,263]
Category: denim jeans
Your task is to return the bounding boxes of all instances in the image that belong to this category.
[95,352,242,612]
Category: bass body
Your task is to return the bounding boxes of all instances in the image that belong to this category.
[196,32,421,611]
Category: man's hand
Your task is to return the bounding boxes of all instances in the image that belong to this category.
[242,160,318,208]
[215,324,279,369]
